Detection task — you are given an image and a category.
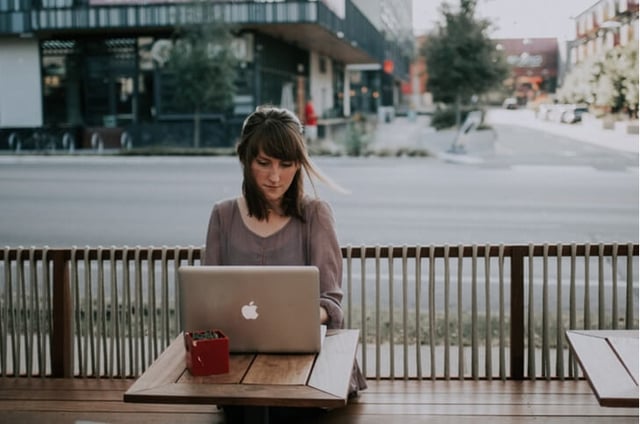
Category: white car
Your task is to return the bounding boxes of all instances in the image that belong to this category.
[502,97,518,109]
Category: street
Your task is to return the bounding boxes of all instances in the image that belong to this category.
[0,111,637,248]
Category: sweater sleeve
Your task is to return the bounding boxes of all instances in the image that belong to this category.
[307,199,344,329]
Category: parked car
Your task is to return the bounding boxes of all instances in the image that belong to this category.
[502,97,518,109]
[537,103,589,124]
[560,104,589,123]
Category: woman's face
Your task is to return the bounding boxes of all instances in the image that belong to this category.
[250,150,300,208]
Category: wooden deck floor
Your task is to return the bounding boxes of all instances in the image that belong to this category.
[0,377,637,423]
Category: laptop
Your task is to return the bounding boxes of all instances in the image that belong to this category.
[178,265,325,353]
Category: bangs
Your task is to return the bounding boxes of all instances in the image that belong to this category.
[249,120,305,162]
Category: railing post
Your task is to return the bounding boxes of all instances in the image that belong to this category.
[51,250,73,377]
[510,246,525,380]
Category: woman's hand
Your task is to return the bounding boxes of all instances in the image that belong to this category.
[320,306,328,324]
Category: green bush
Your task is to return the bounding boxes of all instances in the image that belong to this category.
[430,107,482,130]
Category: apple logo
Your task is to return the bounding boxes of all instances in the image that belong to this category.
[241,301,259,320]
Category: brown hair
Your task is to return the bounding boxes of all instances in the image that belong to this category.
[236,105,312,221]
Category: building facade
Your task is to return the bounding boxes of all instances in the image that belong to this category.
[495,38,559,105]
[0,0,412,149]
[350,0,414,115]
[567,0,639,68]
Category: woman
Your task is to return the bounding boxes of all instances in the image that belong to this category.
[203,106,366,419]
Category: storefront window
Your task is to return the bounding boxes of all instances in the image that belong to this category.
[42,37,141,127]
[42,40,81,127]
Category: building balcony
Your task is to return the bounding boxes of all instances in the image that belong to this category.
[0,0,387,66]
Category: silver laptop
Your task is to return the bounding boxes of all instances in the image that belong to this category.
[178,265,324,353]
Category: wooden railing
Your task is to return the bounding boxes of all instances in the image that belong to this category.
[1,243,637,380]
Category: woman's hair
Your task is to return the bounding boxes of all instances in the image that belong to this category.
[236,105,343,221]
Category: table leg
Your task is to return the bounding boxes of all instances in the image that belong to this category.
[242,406,269,424]
[224,405,329,423]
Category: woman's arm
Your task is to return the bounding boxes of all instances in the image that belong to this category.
[308,200,344,329]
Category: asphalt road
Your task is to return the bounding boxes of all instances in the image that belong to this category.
[0,119,637,248]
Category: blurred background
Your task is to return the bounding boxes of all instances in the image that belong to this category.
[0,0,637,152]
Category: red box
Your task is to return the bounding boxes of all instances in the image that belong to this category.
[184,329,229,376]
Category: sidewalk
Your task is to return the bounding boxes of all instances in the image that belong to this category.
[367,114,457,154]
[486,109,639,154]
[367,108,639,157]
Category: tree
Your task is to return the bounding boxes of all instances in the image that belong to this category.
[164,21,238,148]
[597,43,638,117]
[421,0,509,128]
[556,55,598,105]
[557,43,638,118]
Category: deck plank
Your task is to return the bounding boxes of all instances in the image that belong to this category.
[0,378,637,424]
[0,411,224,424]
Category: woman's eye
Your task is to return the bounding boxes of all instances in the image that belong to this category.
[256,159,269,166]
[281,162,294,168]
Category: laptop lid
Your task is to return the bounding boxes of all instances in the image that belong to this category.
[178,265,322,353]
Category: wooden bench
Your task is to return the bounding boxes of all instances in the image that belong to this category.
[1,377,638,424]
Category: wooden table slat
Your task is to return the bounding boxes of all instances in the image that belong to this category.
[125,382,342,407]
[178,354,255,385]
[566,330,639,408]
[125,334,188,396]
[571,330,637,338]
[308,329,359,399]
[243,353,315,385]
[608,337,639,385]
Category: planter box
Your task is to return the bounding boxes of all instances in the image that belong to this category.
[184,330,229,376]
[601,118,615,130]
[626,121,639,134]
[613,120,639,135]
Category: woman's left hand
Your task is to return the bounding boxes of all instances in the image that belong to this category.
[320,306,328,324]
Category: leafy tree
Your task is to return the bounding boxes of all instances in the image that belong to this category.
[620,45,639,117]
[557,43,638,118]
[556,55,598,105]
[164,21,238,147]
[599,43,638,117]
[421,0,509,128]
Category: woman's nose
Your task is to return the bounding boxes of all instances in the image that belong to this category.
[268,166,280,182]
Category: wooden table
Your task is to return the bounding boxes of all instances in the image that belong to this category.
[124,329,359,422]
[566,330,638,407]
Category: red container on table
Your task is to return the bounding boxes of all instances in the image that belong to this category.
[184,329,229,376]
